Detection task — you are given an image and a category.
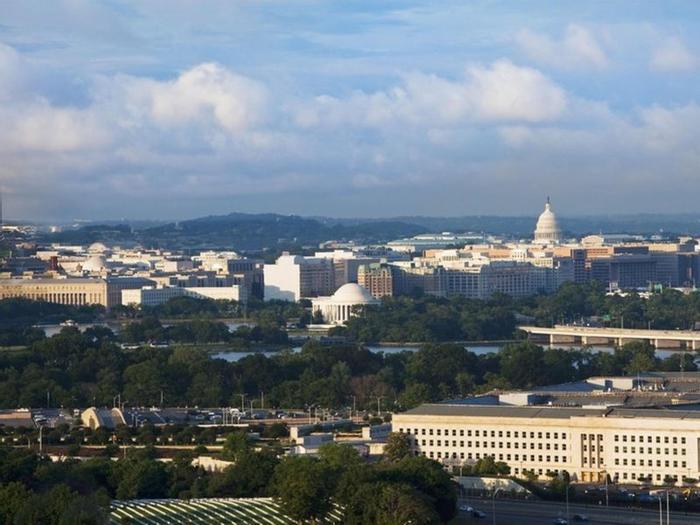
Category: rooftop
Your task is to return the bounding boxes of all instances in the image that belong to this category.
[400,403,700,420]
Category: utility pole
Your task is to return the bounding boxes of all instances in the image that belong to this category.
[659,496,663,525]
[604,473,609,508]
[38,426,43,454]
[666,490,670,525]
[352,396,356,420]
[260,391,264,410]
[376,396,383,416]
[565,480,570,525]
[239,393,246,412]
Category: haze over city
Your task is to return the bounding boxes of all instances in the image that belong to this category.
[2,1,700,221]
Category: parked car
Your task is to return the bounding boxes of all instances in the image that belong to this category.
[472,509,486,519]
[573,515,589,522]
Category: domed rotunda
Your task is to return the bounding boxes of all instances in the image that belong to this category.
[311,283,379,325]
[534,197,562,243]
[81,254,107,273]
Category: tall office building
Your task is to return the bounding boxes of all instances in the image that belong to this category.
[263,253,335,301]
[357,263,394,298]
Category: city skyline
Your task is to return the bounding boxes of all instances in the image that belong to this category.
[1,2,700,220]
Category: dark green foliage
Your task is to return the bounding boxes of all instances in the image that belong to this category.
[0,298,104,328]
[209,450,279,498]
[270,456,334,522]
[384,432,412,462]
[339,295,517,343]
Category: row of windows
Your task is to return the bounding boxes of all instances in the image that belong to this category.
[614,434,686,445]
[614,473,682,482]
[420,451,567,464]
[613,446,686,456]
[614,458,688,468]
[415,438,566,451]
[401,428,566,440]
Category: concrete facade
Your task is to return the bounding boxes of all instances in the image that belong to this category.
[393,404,700,486]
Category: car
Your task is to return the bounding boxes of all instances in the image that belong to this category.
[472,510,486,519]
[458,504,473,512]
[573,515,589,522]
[553,519,568,525]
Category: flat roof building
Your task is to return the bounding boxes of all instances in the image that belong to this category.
[393,403,700,486]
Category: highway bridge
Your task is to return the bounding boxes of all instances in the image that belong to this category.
[519,324,700,350]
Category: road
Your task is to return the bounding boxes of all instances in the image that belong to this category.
[458,498,700,525]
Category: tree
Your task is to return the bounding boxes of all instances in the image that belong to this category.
[384,433,411,462]
[115,458,168,499]
[221,432,249,462]
[388,456,457,523]
[318,443,362,472]
[271,457,333,523]
[374,483,440,525]
[210,450,279,498]
[0,482,31,525]
[498,341,545,388]
[621,342,657,375]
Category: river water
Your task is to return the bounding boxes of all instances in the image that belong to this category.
[211,344,694,362]
[36,323,694,363]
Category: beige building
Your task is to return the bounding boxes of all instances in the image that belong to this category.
[393,404,700,486]
[122,284,245,307]
[81,407,126,430]
[0,277,153,308]
[357,263,393,298]
[0,278,109,306]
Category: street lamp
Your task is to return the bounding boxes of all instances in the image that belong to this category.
[491,487,502,525]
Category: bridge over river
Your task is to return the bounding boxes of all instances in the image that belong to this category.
[519,324,700,350]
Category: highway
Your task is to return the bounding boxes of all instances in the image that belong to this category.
[458,498,700,525]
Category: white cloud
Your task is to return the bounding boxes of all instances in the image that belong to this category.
[96,63,268,134]
[296,59,567,127]
[650,37,697,72]
[465,60,567,121]
[0,100,111,152]
[0,42,28,101]
[516,24,609,70]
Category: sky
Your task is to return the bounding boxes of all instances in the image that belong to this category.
[1,1,700,221]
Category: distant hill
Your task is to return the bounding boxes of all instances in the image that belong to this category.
[138,213,425,251]
[40,211,700,252]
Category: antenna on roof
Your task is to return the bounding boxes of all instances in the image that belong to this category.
[546,195,551,205]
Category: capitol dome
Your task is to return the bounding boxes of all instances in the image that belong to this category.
[331,283,377,304]
[82,254,107,273]
[534,197,562,243]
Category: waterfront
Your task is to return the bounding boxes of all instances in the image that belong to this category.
[211,343,695,362]
[35,322,698,363]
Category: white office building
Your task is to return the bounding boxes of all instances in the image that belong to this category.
[122,285,244,307]
[263,253,334,301]
[393,404,700,486]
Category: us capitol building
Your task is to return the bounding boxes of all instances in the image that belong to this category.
[533,197,563,244]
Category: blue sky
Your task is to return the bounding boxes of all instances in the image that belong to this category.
[1,1,700,221]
